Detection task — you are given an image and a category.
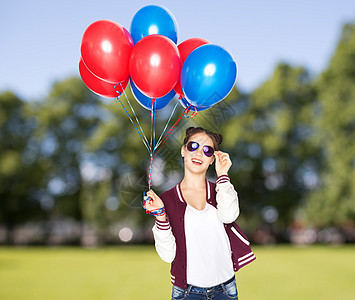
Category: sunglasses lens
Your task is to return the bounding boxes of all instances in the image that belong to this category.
[203,146,214,157]
[187,141,214,157]
[187,142,199,152]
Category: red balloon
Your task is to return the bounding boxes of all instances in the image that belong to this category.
[129,34,182,98]
[79,58,128,98]
[174,38,209,97]
[81,20,134,83]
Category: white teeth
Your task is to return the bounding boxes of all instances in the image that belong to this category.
[192,159,202,164]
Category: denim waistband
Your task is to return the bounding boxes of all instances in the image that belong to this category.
[187,276,235,294]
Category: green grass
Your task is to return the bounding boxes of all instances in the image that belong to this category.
[0,245,354,299]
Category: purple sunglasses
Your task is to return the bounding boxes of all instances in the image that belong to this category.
[186,141,215,157]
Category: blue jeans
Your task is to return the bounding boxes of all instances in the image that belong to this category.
[171,276,238,300]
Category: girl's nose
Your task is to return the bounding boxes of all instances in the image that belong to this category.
[195,148,203,156]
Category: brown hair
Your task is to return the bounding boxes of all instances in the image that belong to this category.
[183,127,223,150]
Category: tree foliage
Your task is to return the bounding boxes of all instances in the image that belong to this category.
[0,21,355,244]
[0,92,46,240]
[222,64,317,232]
[302,22,355,226]
[33,77,104,232]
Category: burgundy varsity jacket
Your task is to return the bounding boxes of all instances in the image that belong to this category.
[156,176,256,289]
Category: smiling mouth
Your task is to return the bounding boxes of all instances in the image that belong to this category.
[192,158,203,165]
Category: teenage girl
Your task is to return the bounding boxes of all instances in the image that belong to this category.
[144,127,255,300]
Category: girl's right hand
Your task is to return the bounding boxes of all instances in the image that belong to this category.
[144,190,166,220]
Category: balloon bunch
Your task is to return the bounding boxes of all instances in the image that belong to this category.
[79,5,237,191]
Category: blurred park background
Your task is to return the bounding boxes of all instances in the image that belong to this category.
[1,1,355,299]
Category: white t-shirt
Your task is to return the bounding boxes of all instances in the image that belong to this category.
[184,203,235,287]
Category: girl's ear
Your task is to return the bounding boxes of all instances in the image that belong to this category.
[210,155,215,165]
[181,145,185,158]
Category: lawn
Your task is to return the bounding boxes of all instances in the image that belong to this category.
[0,245,354,299]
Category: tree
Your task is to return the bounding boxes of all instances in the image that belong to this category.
[303,22,355,226]
[33,77,104,240]
[223,63,317,233]
[0,91,46,243]
[81,85,149,232]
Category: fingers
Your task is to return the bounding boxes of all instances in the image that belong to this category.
[144,190,159,207]
[214,150,222,157]
[215,151,231,163]
[146,189,157,200]
[143,195,152,208]
[215,151,228,158]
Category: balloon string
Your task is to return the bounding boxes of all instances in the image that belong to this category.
[148,154,153,190]
[154,101,179,151]
[148,98,156,189]
[148,101,184,188]
[153,100,157,150]
[115,97,151,155]
[150,98,156,153]
[116,85,194,189]
[119,82,150,149]
[147,101,196,189]
[153,105,192,159]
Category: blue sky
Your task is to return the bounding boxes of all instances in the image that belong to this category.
[1,0,354,100]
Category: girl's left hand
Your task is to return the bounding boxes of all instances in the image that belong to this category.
[214,151,232,177]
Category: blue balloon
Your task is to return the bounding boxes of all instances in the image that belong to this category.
[130,81,176,111]
[180,44,237,108]
[130,5,178,45]
[179,97,211,112]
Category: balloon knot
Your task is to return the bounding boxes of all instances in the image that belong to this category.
[184,105,198,118]
[114,82,123,95]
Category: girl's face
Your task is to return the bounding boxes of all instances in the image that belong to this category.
[181,132,215,174]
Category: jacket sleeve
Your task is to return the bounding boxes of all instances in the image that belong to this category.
[152,218,176,263]
[215,175,240,224]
